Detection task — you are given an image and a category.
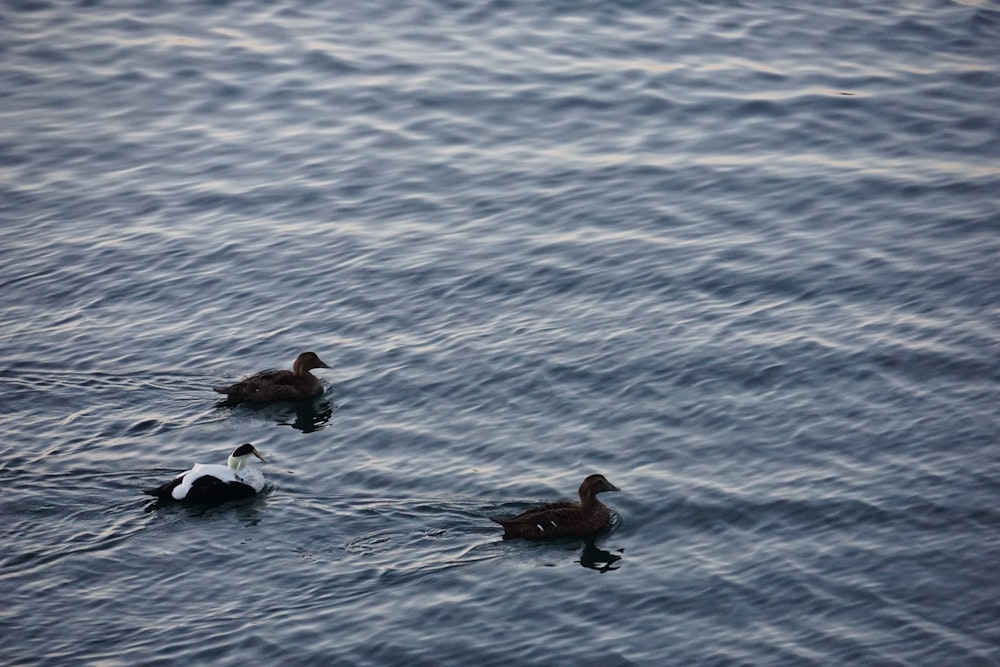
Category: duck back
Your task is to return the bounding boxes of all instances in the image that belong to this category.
[144,474,257,503]
[214,369,323,403]
[490,500,612,539]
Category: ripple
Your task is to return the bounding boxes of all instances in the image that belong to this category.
[1,0,998,664]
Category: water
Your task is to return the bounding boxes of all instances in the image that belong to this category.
[2,1,998,664]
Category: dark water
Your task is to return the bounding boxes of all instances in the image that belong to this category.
[2,1,999,664]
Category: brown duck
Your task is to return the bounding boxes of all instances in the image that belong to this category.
[490,474,620,539]
[213,351,330,403]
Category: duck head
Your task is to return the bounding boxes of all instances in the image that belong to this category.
[292,351,330,375]
[579,474,620,507]
[227,443,267,470]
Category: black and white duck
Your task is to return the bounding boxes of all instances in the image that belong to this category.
[144,443,267,503]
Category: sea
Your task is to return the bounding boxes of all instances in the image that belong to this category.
[1,1,998,665]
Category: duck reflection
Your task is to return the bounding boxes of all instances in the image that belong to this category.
[281,399,334,433]
[577,537,624,572]
[143,491,266,526]
[215,397,334,433]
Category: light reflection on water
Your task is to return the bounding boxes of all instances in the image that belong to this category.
[1,0,998,664]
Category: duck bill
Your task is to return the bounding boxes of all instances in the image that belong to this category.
[253,449,268,463]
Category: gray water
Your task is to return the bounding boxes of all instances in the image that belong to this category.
[2,1,998,665]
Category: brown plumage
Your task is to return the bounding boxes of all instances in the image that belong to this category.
[213,351,330,403]
[490,474,621,539]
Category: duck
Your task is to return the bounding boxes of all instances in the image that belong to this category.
[213,351,330,403]
[490,473,620,539]
[144,443,267,503]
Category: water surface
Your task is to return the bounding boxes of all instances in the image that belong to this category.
[2,1,998,665]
